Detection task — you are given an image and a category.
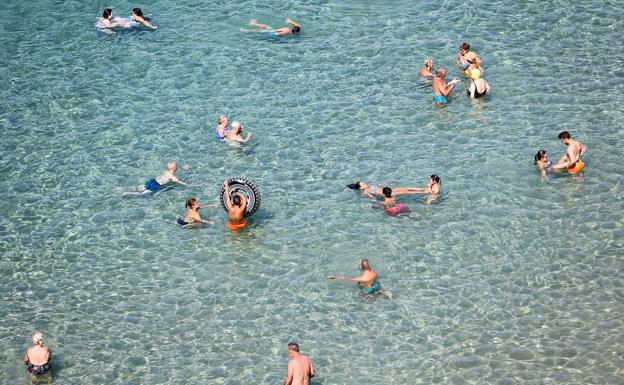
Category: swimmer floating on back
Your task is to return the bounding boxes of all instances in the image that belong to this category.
[329,259,381,294]
[223,180,248,230]
[432,67,460,104]
[347,181,424,202]
[225,121,252,144]
[124,161,189,195]
[178,197,215,225]
[241,19,301,36]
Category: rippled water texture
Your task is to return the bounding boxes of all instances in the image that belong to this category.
[1,0,623,384]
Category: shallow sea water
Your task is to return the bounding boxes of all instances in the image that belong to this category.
[1,0,623,384]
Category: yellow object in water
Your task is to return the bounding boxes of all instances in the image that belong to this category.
[567,161,585,173]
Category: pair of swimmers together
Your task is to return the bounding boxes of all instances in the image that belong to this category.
[534,131,587,176]
[215,116,252,143]
[96,8,157,30]
[348,175,441,213]
[178,181,248,231]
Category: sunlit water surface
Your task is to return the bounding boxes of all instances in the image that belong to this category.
[1,0,623,384]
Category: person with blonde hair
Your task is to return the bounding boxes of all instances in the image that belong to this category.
[418,58,434,80]
[215,115,229,141]
[23,332,51,376]
[225,121,252,143]
[466,68,490,99]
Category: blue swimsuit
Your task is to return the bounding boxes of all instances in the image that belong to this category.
[433,94,448,104]
[360,281,381,294]
[144,179,161,192]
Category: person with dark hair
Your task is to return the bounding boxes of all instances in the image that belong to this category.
[329,258,381,294]
[432,67,460,104]
[456,41,482,71]
[96,8,124,29]
[223,180,248,230]
[534,150,554,177]
[180,197,215,225]
[346,181,423,201]
[283,342,315,385]
[552,131,587,173]
[130,8,157,29]
[242,18,301,36]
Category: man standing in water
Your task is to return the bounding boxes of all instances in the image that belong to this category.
[223,180,248,230]
[432,67,460,104]
[552,131,587,172]
[283,342,315,385]
[329,258,381,294]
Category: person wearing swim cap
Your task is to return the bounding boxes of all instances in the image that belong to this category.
[552,131,587,173]
[225,121,252,143]
[329,258,381,294]
[418,58,435,81]
[23,331,51,376]
[180,197,215,225]
[242,18,301,36]
[223,180,248,230]
[283,342,315,385]
[124,161,189,195]
[432,67,460,104]
[466,69,490,99]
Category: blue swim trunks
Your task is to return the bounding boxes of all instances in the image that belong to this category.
[266,27,279,37]
[361,281,381,294]
[144,178,161,192]
[433,94,447,104]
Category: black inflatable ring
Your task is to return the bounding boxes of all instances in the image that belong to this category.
[220,176,261,218]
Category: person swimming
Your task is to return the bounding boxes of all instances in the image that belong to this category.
[215,115,229,141]
[241,18,301,36]
[129,8,157,29]
[124,161,189,195]
[96,8,157,30]
[347,181,424,202]
[179,197,215,225]
[329,259,381,294]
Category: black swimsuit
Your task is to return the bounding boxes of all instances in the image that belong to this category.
[468,81,487,98]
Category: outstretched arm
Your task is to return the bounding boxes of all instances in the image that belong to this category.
[224,181,232,209]
[286,19,301,28]
[139,19,157,29]
[440,79,460,96]
[329,274,366,283]
[171,175,189,187]
[249,19,271,29]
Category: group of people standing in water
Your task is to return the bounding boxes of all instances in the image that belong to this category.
[419,41,491,103]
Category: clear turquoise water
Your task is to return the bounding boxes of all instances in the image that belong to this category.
[1,0,624,384]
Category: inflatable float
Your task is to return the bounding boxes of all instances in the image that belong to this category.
[220,176,261,218]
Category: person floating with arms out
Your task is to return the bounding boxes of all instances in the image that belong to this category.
[223,180,248,230]
[242,18,301,36]
[329,258,381,294]
[283,342,315,385]
[551,131,587,174]
[124,161,189,195]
